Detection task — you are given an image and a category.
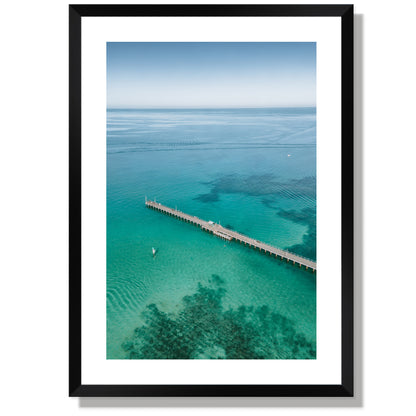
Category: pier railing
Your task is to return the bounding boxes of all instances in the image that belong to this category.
[145,199,316,272]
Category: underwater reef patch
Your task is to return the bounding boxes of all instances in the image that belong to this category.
[194,174,316,203]
[122,280,316,360]
[278,207,316,261]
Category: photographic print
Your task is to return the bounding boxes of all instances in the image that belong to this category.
[106,42,317,360]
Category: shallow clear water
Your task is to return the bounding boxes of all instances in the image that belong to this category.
[107,108,316,359]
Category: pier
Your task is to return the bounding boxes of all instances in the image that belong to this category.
[145,200,316,272]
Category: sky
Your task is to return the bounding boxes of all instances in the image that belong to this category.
[107,42,316,108]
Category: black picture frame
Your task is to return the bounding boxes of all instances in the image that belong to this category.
[69,4,353,397]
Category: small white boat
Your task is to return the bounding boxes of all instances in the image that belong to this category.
[152,247,156,256]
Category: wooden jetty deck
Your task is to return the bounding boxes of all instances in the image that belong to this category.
[145,200,316,272]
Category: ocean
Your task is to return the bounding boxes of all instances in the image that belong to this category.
[106,107,316,359]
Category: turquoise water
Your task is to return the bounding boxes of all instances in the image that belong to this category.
[107,108,316,359]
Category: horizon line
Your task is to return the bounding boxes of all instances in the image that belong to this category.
[107,105,316,110]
